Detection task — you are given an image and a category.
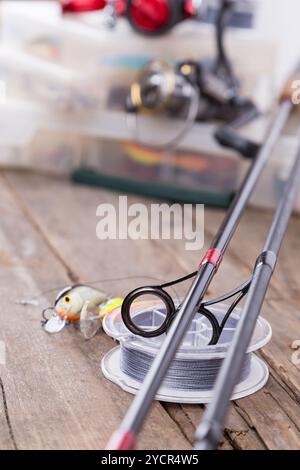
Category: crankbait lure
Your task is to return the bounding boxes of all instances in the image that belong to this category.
[39,276,174,338]
[42,284,115,337]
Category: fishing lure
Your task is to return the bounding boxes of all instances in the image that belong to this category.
[42,284,122,338]
[39,275,175,338]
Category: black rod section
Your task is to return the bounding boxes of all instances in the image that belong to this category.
[195,139,300,450]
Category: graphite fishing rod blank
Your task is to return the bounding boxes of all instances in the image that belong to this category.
[106,98,293,451]
[102,301,271,403]
[195,140,300,451]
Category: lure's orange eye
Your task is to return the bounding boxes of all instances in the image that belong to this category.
[64,296,71,303]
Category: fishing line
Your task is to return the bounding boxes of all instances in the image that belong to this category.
[18,274,182,306]
[102,300,272,403]
[120,343,251,391]
[119,301,253,393]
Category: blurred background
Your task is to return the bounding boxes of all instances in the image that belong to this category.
[1,0,300,212]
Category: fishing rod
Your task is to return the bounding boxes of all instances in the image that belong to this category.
[105,74,297,449]
[195,133,300,450]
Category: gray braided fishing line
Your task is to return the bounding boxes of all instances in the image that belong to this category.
[120,345,251,391]
[119,314,251,392]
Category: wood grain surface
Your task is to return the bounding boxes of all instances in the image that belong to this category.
[0,170,299,450]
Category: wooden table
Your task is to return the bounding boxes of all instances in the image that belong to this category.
[0,170,299,450]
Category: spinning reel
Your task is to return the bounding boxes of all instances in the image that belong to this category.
[125,58,257,124]
[60,0,202,35]
[125,0,259,152]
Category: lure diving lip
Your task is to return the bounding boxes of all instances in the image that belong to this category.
[80,297,123,339]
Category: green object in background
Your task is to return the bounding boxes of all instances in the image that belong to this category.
[71,168,233,208]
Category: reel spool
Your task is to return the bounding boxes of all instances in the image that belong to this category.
[127,61,197,114]
[102,301,271,403]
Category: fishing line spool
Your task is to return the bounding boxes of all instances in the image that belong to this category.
[102,300,271,403]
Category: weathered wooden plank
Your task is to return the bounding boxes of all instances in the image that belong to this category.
[233,374,300,450]
[0,377,16,450]
[6,171,300,449]
[163,403,267,450]
[163,403,234,450]
[0,172,191,450]
[4,172,272,450]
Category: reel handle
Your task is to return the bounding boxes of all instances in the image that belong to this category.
[215,127,260,160]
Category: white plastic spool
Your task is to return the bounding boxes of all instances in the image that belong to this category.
[102,301,272,404]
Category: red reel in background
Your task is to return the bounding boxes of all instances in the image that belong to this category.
[60,0,199,35]
[125,0,197,35]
